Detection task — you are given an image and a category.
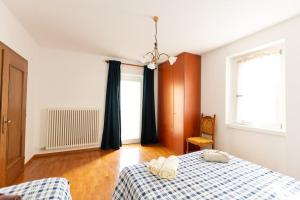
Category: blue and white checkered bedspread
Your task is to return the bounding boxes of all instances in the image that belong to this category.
[113,151,300,200]
[0,177,71,200]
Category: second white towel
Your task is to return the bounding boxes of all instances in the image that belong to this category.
[147,157,166,175]
[159,155,179,179]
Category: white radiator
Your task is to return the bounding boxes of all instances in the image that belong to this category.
[46,108,100,150]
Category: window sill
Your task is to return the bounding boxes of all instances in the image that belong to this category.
[226,123,286,137]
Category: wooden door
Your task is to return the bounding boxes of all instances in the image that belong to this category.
[158,62,174,148]
[0,42,28,187]
[183,53,201,152]
[172,54,185,154]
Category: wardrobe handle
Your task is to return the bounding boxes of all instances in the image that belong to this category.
[4,120,11,124]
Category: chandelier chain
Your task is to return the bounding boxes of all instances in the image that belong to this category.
[143,16,177,69]
[155,19,158,49]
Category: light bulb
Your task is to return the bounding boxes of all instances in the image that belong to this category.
[147,62,156,70]
[168,56,177,65]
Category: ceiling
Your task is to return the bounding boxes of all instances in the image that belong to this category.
[3,0,300,62]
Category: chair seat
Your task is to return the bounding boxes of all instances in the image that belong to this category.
[186,137,213,146]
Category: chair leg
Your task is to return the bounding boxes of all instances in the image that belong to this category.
[186,142,189,154]
[212,143,214,149]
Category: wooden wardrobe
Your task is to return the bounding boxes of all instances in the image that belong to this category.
[158,52,200,154]
[0,42,28,187]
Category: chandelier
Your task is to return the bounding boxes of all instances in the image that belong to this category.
[142,16,177,70]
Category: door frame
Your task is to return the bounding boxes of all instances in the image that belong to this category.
[120,73,143,144]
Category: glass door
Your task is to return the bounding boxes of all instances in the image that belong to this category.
[120,74,143,144]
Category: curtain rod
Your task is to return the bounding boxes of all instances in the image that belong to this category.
[105,60,144,68]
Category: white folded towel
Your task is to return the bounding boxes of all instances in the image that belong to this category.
[203,150,229,163]
[158,155,180,180]
[147,157,166,175]
[147,155,180,179]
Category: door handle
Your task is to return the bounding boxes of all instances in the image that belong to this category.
[1,116,6,134]
[1,117,11,134]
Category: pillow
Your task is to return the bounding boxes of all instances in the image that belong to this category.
[203,150,229,163]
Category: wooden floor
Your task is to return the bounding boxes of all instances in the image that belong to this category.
[14,144,173,200]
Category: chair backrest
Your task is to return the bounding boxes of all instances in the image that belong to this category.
[200,114,216,136]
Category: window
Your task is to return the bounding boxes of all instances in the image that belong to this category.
[226,41,285,134]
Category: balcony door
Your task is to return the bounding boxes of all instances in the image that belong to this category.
[120,74,143,144]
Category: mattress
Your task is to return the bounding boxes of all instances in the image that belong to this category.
[0,177,72,200]
[113,151,300,200]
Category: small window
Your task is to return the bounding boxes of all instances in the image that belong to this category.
[226,41,285,134]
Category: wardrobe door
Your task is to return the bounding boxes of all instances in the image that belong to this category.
[0,47,2,91]
[0,44,4,187]
[0,43,28,186]
[183,53,201,151]
[158,62,174,148]
[172,54,185,154]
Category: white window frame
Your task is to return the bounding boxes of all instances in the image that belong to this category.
[225,40,286,136]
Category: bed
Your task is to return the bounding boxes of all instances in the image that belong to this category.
[113,151,300,200]
[0,177,72,200]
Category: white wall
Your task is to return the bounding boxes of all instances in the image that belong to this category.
[36,48,108,150]
[0,0,40,162]
[36,47,144,151]
[202,15,300,179]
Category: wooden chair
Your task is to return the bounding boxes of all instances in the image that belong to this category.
[186,114,216,153]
